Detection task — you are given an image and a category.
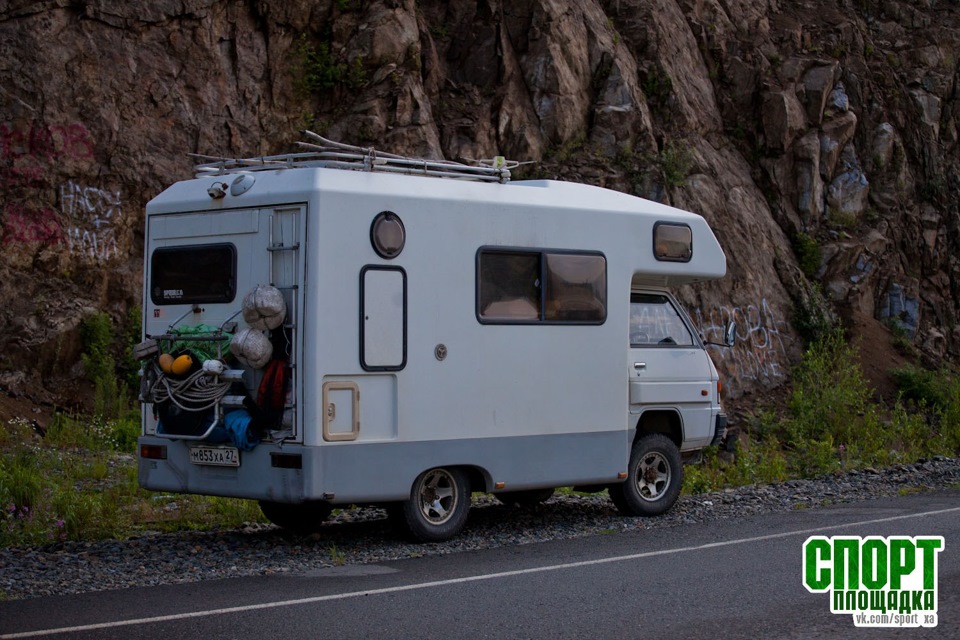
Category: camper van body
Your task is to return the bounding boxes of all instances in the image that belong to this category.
[138,145,730,541]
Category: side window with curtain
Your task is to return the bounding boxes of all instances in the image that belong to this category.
[477,248,606,324]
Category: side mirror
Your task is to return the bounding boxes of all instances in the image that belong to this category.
[724,321,737,348]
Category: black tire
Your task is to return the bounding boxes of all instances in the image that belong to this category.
[494,488,555,507]
[258,500,333,533]
[609,434,683,517]
[402,467,471,542]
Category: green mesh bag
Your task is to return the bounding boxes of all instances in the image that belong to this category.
[168,324,233,362]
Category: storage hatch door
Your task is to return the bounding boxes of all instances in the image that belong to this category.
[360,266,406,371]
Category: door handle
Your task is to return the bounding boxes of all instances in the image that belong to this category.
[633,362,646,370]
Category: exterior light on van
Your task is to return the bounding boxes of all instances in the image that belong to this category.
[207,182,228,199]
[371,211,405,259]
[140,444,167,460]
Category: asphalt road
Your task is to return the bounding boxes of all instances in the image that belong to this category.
[2,490,959,639]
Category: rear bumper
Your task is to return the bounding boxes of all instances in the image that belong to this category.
[138,436,313,503]
[709,413,728,447]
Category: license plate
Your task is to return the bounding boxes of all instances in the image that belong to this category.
[189,446,239,467]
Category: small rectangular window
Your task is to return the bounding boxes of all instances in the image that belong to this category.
[477,248,606,324]
[150,244,237,305]
[653,222,692,262]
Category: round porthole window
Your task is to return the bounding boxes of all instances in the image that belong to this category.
[370,211,405,259]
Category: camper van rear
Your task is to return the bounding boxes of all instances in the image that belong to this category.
[137,139,731,542]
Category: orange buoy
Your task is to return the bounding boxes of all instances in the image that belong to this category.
[171,354,193,376]
[158,353,175,374]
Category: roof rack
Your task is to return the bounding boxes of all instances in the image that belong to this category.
[192,131,519,184]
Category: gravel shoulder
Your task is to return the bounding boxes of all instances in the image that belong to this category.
[2,457,958,601]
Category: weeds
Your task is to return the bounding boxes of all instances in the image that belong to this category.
[791,283,835,345]
[0,414,266,547]
[792,232,821,278]
[81,312,132,421]
[658,141,694,188]
[683,331,960,495]
[294,35,367,95]
[329,544,347,566]
[640,66,673,106]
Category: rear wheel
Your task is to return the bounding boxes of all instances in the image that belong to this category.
[609,434,682,517]
[402,467,470,542]
[494,488,555,507]
[258,500,333,533]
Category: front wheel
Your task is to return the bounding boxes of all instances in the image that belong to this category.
[402,467,471,542]
[258,500,333,533]
[609,434,682,517]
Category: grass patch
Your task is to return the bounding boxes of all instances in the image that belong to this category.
[0,414,266,547]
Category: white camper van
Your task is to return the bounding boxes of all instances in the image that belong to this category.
[136,134,733,542]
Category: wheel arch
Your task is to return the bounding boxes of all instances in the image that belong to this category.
[634,408,683,449]
[459,464,490,494]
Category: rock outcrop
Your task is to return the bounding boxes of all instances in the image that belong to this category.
[1,0,958,407]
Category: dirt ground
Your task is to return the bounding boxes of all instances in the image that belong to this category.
[844,308,914,405]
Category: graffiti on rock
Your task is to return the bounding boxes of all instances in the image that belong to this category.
[0,122,120,262]
[60,180,122,262]
[1,203,64,246]
[691,298,788,391]
[0,122,94,161]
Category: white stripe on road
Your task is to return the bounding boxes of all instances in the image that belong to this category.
[4,506,959,638]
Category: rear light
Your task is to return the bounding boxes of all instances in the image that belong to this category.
[140,444,167,460]
[271,452,303,469]
[717,380,723,395]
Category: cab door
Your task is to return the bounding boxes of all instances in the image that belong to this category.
[628,292,715,447]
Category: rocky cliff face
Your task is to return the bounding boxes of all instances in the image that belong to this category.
[1,0,958,409]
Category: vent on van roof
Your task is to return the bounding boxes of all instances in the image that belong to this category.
[192,131,519,184]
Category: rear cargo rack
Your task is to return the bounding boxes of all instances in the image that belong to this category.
[192,131,520,184]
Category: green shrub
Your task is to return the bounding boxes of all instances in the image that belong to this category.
[681,437,790,494]
[892,365,960,455]
[80,312,131,421]
[892,366,952,409]
[787,435,840,477]
[640,67,673,105]
[295,35,367,95]
[734,436,789,484]
[658,141,694,188]
[792,232,821,278]
[791,284,835,345]
[787,329,871,445]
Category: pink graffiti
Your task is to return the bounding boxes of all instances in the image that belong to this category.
[0,122,94,163]
[1,203,64,246]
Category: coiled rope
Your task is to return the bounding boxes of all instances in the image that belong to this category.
[149,364,231,412]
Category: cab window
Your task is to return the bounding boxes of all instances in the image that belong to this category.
[629,293,694,346]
